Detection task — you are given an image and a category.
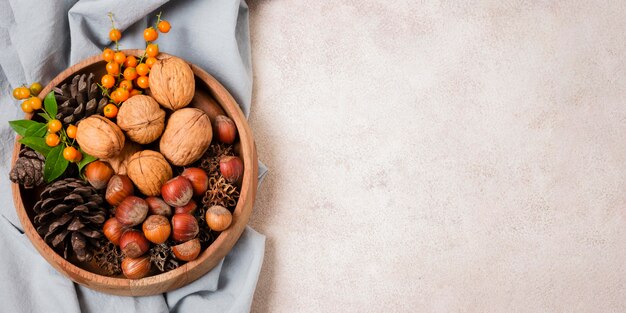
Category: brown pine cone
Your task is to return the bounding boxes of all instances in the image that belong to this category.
[33,178,107,262]
[9,148,45,189]
[53,73,108,124]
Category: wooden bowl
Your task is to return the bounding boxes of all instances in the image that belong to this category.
[10,50,258,296]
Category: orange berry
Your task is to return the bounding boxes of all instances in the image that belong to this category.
[66,125,77,139]
[101,74,116,89]
[157,20,171,33]
[106,62,120,75]
[29,97,42,110]
[21,100,33,113]
[103,48,115,62]
[119,80,133,91]
[145,44,159,57]
[130,89,142,97]
[29,82,43,96]
[63,146,81,162]
[123,67,138,81]
[48,119,62,133]
[103,104,119,118]
[124,56,138,68]
[109,28,122,41]
[136,63,150,76]
[136,76,150,89]
[113,51,126,64]
[45,134,60,147]
[14,87,30,100]
[116,88,130,102]
[144,27,158,41]
[145,57,157,68]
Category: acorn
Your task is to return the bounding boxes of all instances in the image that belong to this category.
[142,215,171,244]
[115,196,149,226]
[171,213,199,242]
[119,229,150,258]
[219,156,243,183]
[181,168,209,197]
[213,115,237,144]
[205,205,232,231]
[161,176,193,207]
[121,255,151,279]
[105,175,134,206]
[84,161,114,189]
[172,238,201,261]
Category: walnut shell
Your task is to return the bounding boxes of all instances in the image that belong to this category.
[102,140,141,175]
[159,108,212,166]
[126,150,173,196]
[149,56,195,110]
[76,115,125,159]
[116,95,165,144]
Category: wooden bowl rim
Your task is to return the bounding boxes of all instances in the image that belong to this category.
[10,49,258,295]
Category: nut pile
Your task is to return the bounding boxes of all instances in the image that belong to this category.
[8,12,246,279]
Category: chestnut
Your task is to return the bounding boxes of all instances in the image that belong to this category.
[213,115,237,144]
[106,175,134,206]
[145,197,172,217]
[142,215,171,244]
[172,238,201,261]
[205,205,232,231]
[85,161,114,189]
[119,229,150,258]
[161,176,193,207]
[115,196,149,226]
[219,156,243,183]
[171,213,199,242]
[103,217,126,245]
[121,255,151,279]
[181,167,209,196]
[175,200,197,215]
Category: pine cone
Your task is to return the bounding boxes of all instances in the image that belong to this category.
[9,148,45,188]
[33,178,107,262]
[53,73,108,124]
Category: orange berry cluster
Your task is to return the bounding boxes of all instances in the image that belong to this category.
[99,13,170,119]
[13,83,43,113]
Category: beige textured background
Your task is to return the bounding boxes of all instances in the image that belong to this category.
[246,1,626,312]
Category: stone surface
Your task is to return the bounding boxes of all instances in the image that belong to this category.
[247,1,626,312]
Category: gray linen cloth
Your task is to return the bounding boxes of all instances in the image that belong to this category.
[0,0,267,312]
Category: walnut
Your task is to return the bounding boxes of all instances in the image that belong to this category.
[159,108,212,166]
[102,140,141,175]
[126,150,172,196]
[76,115,125,159]
[116,95,165,144]
[149,56,195,110]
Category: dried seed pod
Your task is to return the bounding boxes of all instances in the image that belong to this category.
[116,95,166,144]
[149,56,195,110]
[76,115,125,159]
[126,150,173,196]
[159,108,212,166]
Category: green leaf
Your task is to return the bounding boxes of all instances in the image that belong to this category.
[38,112,51,121]
[9,120,40,137]
[44,91,57,118]
[43,145,68,183]
[77,150,97,174]
[24,122,48,137]
[18,137,52,157]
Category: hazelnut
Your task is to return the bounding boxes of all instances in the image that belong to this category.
[146,197,172,217]
[142,215,171,244]
[161,176,193,207]
[105,175,134,206]
[172,238,201,261]
[76,115,125,159]
[103,217,126,245]
[115,196,149,226]
[85,161,114,189]
[175,200,197,215]
[171,213,199,242]
[119,229,150,258]
[121,255,151,279]
[159,108,212,166]
[181,168,209,196]
[116,95,166,144]
[205,205,232,231]
[213,115,237,144]
[219,156,243,183]
[149,56,195,110]
[126,150,173,196]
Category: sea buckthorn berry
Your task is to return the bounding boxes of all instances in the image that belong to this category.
[14,87,30,100]
[124,56,138,68]
[136,76,149,89]
[21,100,33,113]
[101,74,115,89]
[106,62,120,75]
[130,89,142,97]
[144,27,158,41]
[116,88,130,102]
[119,80,133,91]
[29,82,43,96]
[103,48,115,62]
[45,134,60,147]
[48,119,62,133]
[109,28,122,41]
[103,104,119,118]
[136,63,149,76]
[63,146,82,162]
[113,52,126,64]
[157,20,171,33]
[145,44,159,57]
[29,97,42,110]
[123,67,138,81]
[145,57,157,68]
[66,125,77,139]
